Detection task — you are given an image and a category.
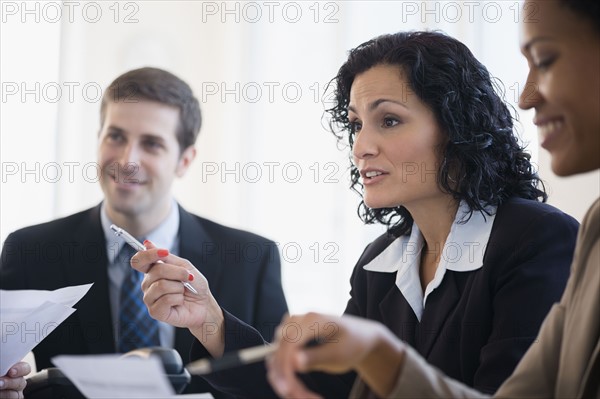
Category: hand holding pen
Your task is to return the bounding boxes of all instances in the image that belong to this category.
[115,225,226,356]
[110,224,198,295]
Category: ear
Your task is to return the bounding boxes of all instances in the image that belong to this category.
[175,146,197,177]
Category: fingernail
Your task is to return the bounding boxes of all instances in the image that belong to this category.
[0,379,5,387]
[143,240,150,246]
[157,249,169,257]
[188,273,194,281]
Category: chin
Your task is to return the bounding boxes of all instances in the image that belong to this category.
[363,198,399,210]
[551,153,584,177]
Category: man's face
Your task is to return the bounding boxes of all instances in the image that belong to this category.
[98,100,195,222]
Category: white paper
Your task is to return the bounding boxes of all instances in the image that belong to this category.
[52,354,175,398]
[0,284,92,375]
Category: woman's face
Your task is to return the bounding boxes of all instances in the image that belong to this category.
[349,64,447,210]
[519,0,600,176]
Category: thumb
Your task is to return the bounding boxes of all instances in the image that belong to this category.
[143,239,157,250]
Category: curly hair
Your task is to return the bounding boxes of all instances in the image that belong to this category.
[327,31,547,237]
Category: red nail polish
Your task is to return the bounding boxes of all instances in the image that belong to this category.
[143,240,150,246]
[188,273,194,281]
[157,249,169,257]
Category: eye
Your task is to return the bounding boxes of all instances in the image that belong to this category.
[106,131,125,143]
[383,117,400,128]
[534,57,556,71]
[143,139,163,151]
[349,120,362,135]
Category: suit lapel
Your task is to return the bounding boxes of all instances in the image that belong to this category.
[64,205,115,354]
[177,206,221,289]
[580,333,600,397]
[379,281,419,346]
[416,271,460,358]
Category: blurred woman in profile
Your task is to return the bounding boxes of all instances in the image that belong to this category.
[266,1,600,398]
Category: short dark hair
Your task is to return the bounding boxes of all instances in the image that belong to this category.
[327,31,547,237]
[100,67,201,151]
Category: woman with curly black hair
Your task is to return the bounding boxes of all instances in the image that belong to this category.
[132,29,580,398]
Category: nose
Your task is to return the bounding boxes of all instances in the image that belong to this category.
[119,142,141,168]
[518,70,542,110]
[351,124,379,164]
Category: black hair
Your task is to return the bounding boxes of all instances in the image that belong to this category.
[327,31,547,237]
[558,0,600,33]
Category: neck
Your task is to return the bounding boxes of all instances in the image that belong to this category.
[105,200,172,238]
[406,196,459,254]
[407,196,459,292]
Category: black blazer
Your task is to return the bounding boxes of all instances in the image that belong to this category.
[0,204,288,395]
[192,198,578,398]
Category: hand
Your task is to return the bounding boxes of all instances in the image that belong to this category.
[131,240,225,356]
[266,313,405,399]
[0,362,31,399]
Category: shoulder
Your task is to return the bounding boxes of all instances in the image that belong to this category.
[578,198,600,243]
[492,197,579,238]
[496,197,577,224]
[354,231,398,268]
[5,207,99,243]
[572,198,600,271]
[484,198,579,274]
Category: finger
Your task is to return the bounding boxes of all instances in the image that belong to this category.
[269,315,316,396]
[144,278,185,310]
[7,363,30,379]
[131,248,195,274]
[0,388,24,399]
[143,239,157,250]
[266,366,321,399]
[141,262,191,292]
[0,376,26,392]
[147,291,187,322]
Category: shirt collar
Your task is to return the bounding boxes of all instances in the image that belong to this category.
[100,199,180,264]
[363,201,495,273]
[362,201,496,321]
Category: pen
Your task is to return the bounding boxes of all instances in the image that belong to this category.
[185,339,322,375]
[109,224,199,295]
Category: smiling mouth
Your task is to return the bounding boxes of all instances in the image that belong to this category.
[109,173,148,185]
[365,171,384,179]
[537,119,565,149]
[538,120,564,137]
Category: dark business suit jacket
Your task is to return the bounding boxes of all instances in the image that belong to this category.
[0,203,287,396]
[192,198,578,398]
[354,199,600,399]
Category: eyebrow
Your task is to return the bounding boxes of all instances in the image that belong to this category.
[348,98,409,114]
[106,126,166,142]
[522,36,555,52]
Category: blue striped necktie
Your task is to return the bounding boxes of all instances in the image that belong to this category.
[117,243,160,353]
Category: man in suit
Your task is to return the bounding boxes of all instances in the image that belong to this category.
[0,67,288,395]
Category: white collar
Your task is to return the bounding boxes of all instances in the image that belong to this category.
[363,201,496,320]
[101,199,180,264]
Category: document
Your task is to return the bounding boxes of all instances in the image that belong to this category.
[0,283,92,375]
[52,354,175,398]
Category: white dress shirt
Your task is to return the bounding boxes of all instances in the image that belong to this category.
[363,201,496,321]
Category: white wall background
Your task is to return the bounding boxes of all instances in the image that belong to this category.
[2,1,599,315]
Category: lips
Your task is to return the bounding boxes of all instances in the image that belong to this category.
[109,173,148,186]
[534,117,565,149]
[360,168,388,184]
